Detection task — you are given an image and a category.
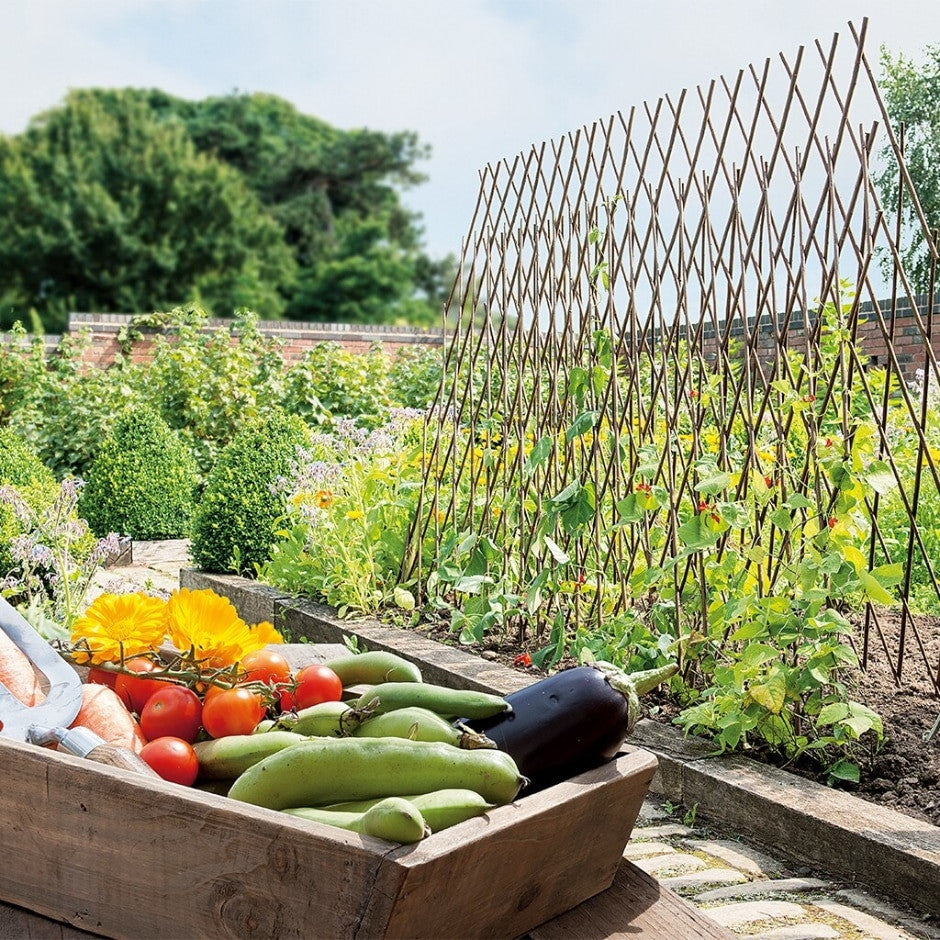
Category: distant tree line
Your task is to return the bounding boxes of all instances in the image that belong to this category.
[0,89,454,332]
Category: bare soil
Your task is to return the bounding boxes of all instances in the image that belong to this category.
[413,608,940,828]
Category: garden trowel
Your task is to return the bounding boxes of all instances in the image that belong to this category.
[0,595,157,776]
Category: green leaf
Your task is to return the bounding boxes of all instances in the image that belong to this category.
[749,668,787,714]
[677,515,720,550]
[566,410,598,441]
[860,571,897,607]
[543,536,570,565]
[392,587,415,611]
[451,574,492,595]
[696,471,732,495]
[616,494,646,524]
[525,436,553,475]
[864,460,896,495]
[770,507,794,530]
[827,759,860,783]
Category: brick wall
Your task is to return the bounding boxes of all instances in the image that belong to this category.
[696,293,939,381]
[61,313,444,368]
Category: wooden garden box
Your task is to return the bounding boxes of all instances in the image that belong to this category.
[0,735,657,939]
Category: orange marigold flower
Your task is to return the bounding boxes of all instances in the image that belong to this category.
[166,588,264,669]
[315,489,334,509]
[70,592,168,665]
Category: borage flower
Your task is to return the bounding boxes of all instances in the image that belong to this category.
[166,588,266,669]
[71,592,169,665]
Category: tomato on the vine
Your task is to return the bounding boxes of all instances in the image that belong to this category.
[86,667,118,690]
[140,736,199,786]
[240,648,292,688]
[281,664,342,712]
[114,658,166,714]
[140,685,203,743]
[201,688,267,738]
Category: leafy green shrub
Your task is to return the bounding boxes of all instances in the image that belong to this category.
[137,305,289,476]
[78,407,199,539]
[7,329,145,479]
[0,426,59,576]
[282,341,391,427]
[190,411,309,574]
[389,344,443,410]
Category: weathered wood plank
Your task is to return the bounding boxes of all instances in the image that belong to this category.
[362,749,659,939]
[529,857,735,939]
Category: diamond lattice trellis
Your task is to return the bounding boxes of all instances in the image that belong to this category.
[406,19,940,689]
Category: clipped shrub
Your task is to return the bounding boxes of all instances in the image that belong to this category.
[0,427,59,575]
[79,407,199,539]
[189,411,309,574]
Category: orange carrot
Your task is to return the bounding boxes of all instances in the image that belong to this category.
[0,628,43,707]
[68,684,148,754]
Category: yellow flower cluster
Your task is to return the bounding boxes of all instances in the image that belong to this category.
[70,588,282,667]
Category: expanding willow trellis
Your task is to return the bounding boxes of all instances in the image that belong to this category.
[405,19,940,690]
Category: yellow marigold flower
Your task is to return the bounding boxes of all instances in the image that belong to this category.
[70,592,168,665]
[166,588,263,668]
[249,620,283,646]
[315,489,334,509]
[345,509,364,520]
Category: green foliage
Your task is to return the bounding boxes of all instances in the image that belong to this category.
[282,341,392,427]
[0,87,453,330]
[190,412,310,574]
[876,44,940,293]
[136,304,291,474]
[8,330,146,480]
[0,89,294,331]
[260,411,426,616]
[79,407,198,539]
[0,477,116,633]
[389,345,444,409]
[0,426,58,577]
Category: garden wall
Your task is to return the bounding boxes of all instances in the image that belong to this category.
[25,313,445,368]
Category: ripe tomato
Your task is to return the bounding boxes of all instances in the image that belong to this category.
[140,685,203,744]
[240,648,292,688]
[283,664,343,712]
[114,658,166,714]
[139,736,199,786]
[201,688,267,738]
[86,667,118,690]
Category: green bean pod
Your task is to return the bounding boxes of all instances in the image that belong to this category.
[352,706,496,749]
[324,650,423,686]
[271,700,362,737]
[227,736,525,809]
[194,731,308,780]
[352,682,511,720]
[320,788,494,833]
[283,797,430,843]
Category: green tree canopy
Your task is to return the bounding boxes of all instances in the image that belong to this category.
[877,45,940,293]
[0,90,295,331]
[0,88,453,331]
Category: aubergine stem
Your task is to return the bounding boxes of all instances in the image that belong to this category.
[595,662,679,734]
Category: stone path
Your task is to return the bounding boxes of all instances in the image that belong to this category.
[104,542,940,939]
[630,800,939,939]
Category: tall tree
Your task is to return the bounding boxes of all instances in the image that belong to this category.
[877,45,940,294]
[0,90,295,331]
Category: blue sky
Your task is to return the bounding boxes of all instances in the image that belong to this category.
[1,1,938,262]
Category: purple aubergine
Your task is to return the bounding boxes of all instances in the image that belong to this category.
[467,662,677,794]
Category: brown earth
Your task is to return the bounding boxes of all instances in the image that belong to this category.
[414,608,940,828]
